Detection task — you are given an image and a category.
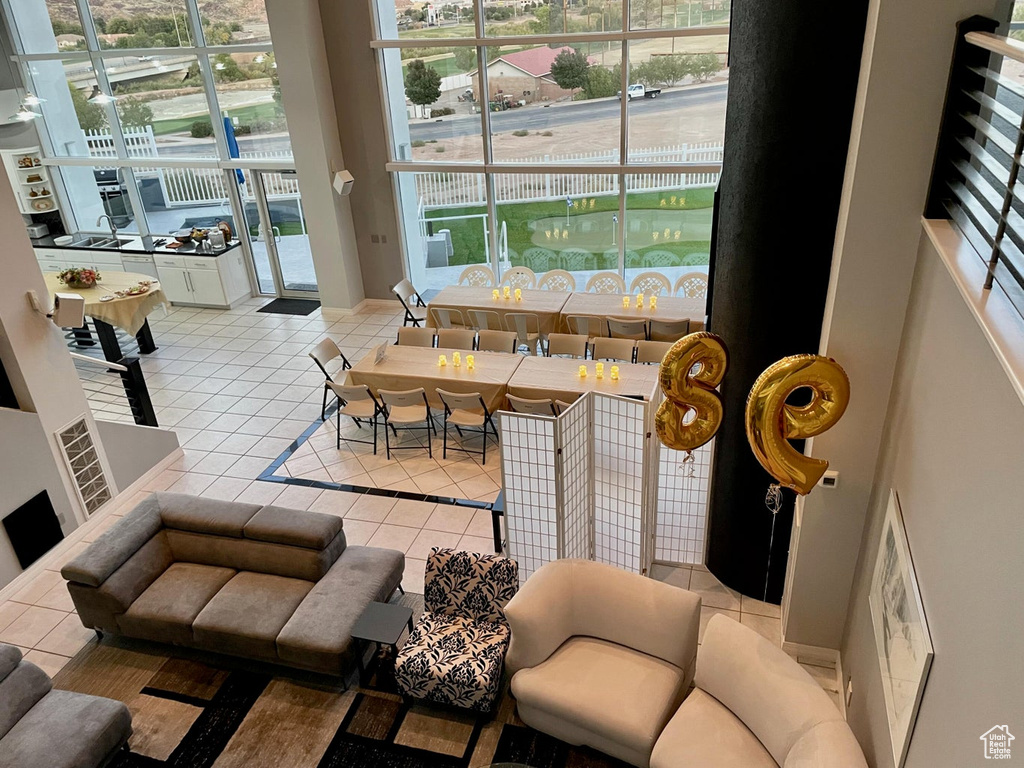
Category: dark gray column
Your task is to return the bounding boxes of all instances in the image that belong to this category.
[705,0,869,602]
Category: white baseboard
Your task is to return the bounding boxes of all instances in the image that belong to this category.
[321,298,400,320]
[781,639,841,667]
[0,447,183,604]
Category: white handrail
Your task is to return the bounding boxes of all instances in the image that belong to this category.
[965,31,1024,64]
[69,351,127,372]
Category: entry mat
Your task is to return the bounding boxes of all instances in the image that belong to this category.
[257,298,321,316]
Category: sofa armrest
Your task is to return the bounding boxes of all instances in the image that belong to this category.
[505,560,575,674]
[61,495,163,587]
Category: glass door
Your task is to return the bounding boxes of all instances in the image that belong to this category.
[243,169,318,297]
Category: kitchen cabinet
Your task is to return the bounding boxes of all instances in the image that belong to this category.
[153,250,250,308]
[34,248,125,274]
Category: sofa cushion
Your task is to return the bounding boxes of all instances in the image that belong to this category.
[784,721,868,768]
[118,563,236,646]
[650,688,777,768]
[61,495,163,587]
[157,493,261,538]
[511,636,687,765]
[192,571,313,661]
[0,689,131,768]
[245,505,344,549]
[0,643,21,681]
[277,545,405,675]
[0,662,52,742]
[165,529,346,581]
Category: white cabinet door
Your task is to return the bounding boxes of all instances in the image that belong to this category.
[186,268,228,306]
[36,252,65,272]
[155,266,192,303]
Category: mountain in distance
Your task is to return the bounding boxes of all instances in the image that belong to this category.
[47,0,267,24]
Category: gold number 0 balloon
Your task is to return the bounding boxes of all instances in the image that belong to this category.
[745,354,851,495]
[655,332,729,452]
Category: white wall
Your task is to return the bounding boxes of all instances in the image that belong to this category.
[841,234,1024,768]
[782,0,1003,649]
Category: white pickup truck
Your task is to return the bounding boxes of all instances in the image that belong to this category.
[617,83,661,100]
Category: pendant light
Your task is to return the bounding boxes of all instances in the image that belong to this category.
[87,85,116,104]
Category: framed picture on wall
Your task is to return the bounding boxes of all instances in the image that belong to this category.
[869,490,934,768]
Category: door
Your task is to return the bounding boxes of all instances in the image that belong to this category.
[239,169,317,298]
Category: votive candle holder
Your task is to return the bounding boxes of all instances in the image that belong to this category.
[578,364,587,378]
[438,354,447,366]
[610,365,620,380]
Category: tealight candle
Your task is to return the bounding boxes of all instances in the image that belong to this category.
[438,354,447,367]
[492,289,499,300]
[503,285,511,299]
[466,354,475,369]
[622,296,630,309]
[595,362,604,378]
[514,288,522,301]
[578,364,587,378]
[453,351,461,367]
[610,365,620,380]
[650,294,658,310]
[636,292,644,308]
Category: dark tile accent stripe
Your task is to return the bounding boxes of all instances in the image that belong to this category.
[140,686,213,710]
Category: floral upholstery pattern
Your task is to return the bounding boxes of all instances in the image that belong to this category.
[395,549,519,712]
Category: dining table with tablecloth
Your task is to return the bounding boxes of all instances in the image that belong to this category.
[426,286,570,335]
[506,356,660,404]
[557,292,706,335]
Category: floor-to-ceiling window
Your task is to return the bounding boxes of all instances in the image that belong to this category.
[372,0,728,291]
[2,0,316,297]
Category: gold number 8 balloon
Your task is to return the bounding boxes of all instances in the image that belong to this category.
[655,332,729,455]
[745,354,851,496]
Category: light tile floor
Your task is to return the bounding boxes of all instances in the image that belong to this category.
[35,297,842,709]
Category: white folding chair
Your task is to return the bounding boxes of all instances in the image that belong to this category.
[437,328,476,350]
[507,395,558,416]
[636,340,675,364]
[397,326,437,347]
[437,389,498,465]
[379,388,435,460]
[308,338,352,421]
[649,318,690,342]
[326,383,385,454]
[592,337,636,362]
[607,317,648,340]
[477,330,519,353]
[394,278,427,326]
[545,333,588,359]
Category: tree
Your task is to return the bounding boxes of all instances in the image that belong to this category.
[68,82,107,132]
[549,48,589,96]
[211,53,246,83]
[687,52,722,82]
[117,96,154,128]
[583,63,620,99]
[404,59,442,116]
[452,46,477,73]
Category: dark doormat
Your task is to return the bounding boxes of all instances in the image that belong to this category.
[257,298,321,316]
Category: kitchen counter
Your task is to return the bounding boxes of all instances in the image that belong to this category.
[31,233,242,257]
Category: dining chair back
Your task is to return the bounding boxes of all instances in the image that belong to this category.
[607,317,648,340]
[592,337,636,362]
[629,271,673,296]
[585,271,627,294]
[468,309,504,331]
[397,326,437,347]
[507,395,558,416]
[545,333,588,359]
[537,269,576,292]
[566,315,603,339]
[429,306,466,329]
[437,328,476,350]
[394,278,427,326]
[477,329,519,353]
[500,266,537,290]
[674,272,709,298]
[636,340,675,365]
[649,319,690,342]
[326,382,383,453]
[505,312,543,355]
[554,398,576,414]
[379,387,435,459]
[437,389,497,464]
[458,264,495,287]
[308,337,352,421]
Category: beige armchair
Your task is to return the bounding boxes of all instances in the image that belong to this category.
[505,559,701,768]
[650,614,867,768]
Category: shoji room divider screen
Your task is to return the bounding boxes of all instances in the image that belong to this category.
[498,391,713,581]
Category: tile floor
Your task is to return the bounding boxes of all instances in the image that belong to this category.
[34,296,841,709]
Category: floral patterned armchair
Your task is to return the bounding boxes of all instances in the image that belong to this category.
[394,548,519,713]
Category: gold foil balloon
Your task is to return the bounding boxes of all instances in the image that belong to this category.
[745,354,851,495]
[655,332,729,452]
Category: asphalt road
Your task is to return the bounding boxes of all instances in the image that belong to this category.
[409,83,728,141]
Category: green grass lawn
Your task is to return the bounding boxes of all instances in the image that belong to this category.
[425,187,714,270]
[150,103,284,137]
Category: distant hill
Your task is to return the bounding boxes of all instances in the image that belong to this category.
[47,0,267,25]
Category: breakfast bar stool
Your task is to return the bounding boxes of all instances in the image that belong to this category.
[437,389,498,465]
[379,388,435,460]
[327,382,386,454]
[308,338,352,421]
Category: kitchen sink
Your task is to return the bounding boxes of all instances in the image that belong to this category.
[68,235,134,249]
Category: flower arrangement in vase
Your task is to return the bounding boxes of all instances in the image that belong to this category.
[57,267,100,289]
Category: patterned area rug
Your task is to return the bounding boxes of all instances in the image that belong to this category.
[51,598,628,768]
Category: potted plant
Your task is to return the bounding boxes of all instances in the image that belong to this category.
[57,267,100,289]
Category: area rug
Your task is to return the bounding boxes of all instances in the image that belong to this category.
[52,597,627,768]
[256,298,321,316]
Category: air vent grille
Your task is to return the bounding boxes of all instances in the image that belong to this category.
[57,417,111,516]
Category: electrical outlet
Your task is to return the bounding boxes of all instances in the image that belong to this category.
[819,470,839,488]
[846,679,854,708]
[381,235,387,244]
[370,234,380,244]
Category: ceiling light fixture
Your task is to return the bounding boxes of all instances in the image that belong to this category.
[87,85,116,104]
[22,91,45,106]
[9,102,40,122]
[214,61,226,71]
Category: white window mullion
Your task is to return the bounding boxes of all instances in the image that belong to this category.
[619,27,631,277]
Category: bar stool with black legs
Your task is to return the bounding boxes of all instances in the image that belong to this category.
[309,338,352,421]
[436,389,499,465]
[327,382,386,454]
[379,388,435,459]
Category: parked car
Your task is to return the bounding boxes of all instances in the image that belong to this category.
[617,83,662,100]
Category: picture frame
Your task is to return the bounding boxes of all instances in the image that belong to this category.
[869,490,934,768]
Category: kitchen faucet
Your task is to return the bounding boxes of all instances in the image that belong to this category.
[97,214,118,240]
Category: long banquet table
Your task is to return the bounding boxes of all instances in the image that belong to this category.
[507,356,660,404]
[347,345,524,411]
[558,292,706,334]
[426,286,570,335]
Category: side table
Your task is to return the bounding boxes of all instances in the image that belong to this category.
[350,601,414,687]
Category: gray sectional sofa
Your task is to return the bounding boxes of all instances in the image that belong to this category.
[61,492,405,677]
[0,643,132,768]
